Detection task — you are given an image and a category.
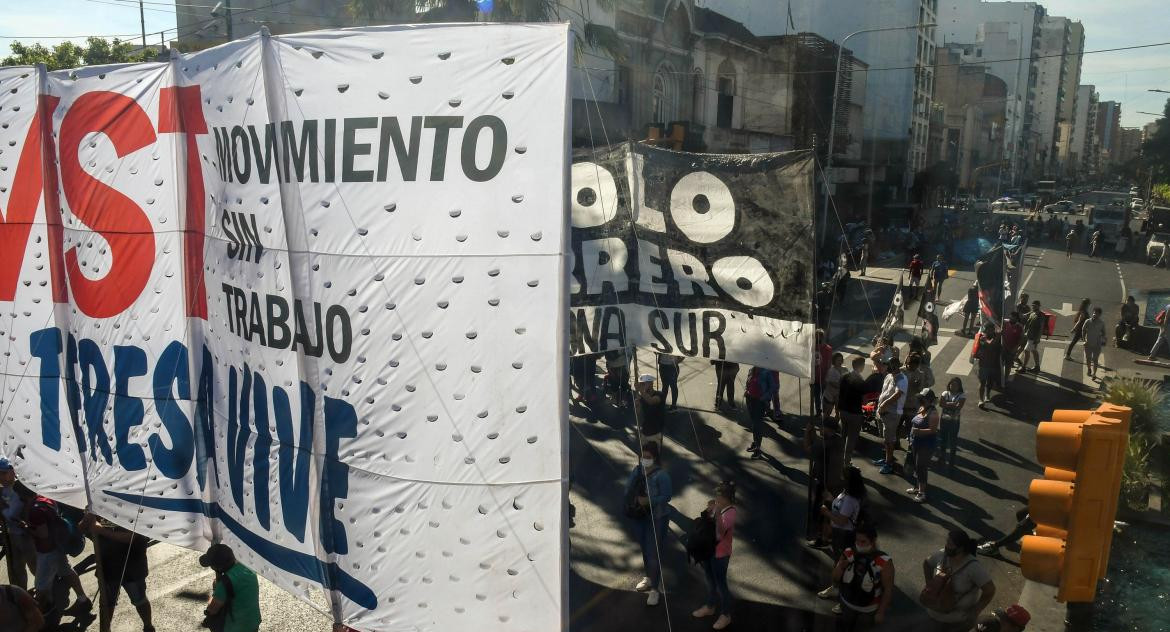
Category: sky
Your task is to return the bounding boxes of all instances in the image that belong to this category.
[1,0,1167,128]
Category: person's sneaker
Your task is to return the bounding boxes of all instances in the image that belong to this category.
[913,493,927,503]
[817,586,839,599]
[693,605,716,618]
[635,577,653,592]
[871,457,886,466]
[831,604,843,615]
[807,539,828,549]
[746,443,759,453]
[977,543,999,556]
[713,614,732,630]
[750,451,764,460]
[646,590,661,606]
[906,487,919,494]
[879,464,894,475]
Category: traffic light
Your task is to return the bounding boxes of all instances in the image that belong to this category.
[1020,404,1130,602]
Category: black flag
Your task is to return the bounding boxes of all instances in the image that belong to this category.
[975,245,1006,324]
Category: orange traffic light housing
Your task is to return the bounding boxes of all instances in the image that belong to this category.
[1021,404,1130,602]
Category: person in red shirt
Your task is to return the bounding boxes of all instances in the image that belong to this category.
[908,254,924,299]
[999,312,1024,381]
[692,481,738,631]
[812,330,832,418]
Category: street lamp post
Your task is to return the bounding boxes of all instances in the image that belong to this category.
[821,22,936,245]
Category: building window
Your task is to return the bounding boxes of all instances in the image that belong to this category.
[716,59,736,129]
[692,68,705,124]
[652,63,679,123]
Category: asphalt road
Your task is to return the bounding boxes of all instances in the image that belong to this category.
[5,230,1167,632]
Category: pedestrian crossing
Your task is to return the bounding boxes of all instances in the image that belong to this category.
[838,327,1107,391]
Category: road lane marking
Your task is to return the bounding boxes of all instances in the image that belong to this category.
[1117,263,1127,302]
[1041,347,1063,377]
[1019,248,1045,294]
[946,339,976,377]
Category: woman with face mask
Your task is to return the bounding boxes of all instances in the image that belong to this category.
[692,481,738,630]
[625,441,673,607]
[830,524,893,631]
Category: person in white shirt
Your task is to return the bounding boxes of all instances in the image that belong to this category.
[871,358,907,475]
[1081,307,1108,378]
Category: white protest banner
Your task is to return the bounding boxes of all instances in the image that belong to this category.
[0,24,569,631]
[569,143,815,378]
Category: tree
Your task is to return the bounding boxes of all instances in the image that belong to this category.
[1,37,154,71]
[1141,98,1170,184]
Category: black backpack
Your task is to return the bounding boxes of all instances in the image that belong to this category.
[840,549,886,608]
[685,512,717,564]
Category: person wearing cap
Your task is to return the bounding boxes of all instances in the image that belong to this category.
[200,543,261,632]
[973,604,1030,632]
[0,458,37,591]
[635,373,666,449]
[871,357,907,476]
[906,389,939,503]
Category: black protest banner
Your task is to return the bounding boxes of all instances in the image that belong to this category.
[976,245,1007,324]
[568,142,816,378]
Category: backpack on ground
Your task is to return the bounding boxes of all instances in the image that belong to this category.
[840,550,886,608]
[685,512,717,565]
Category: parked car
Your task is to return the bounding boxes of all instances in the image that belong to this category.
[1044,200,1081,214]
[971,198,991,213]
[1147,233,1169,264]
[991,197,1022,211]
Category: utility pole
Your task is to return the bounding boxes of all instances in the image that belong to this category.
[139,0,147,47]
[226,0,233,41]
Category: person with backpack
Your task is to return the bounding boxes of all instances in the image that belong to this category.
[744,366,779,459]
[921,530,996,631]
[0,584,44,632]
[824,524,893,631]
[200,543,261,632]
[27,496,90,616]
[81,514,155,632]
[691,481,737,631]
[625,441,673,607]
